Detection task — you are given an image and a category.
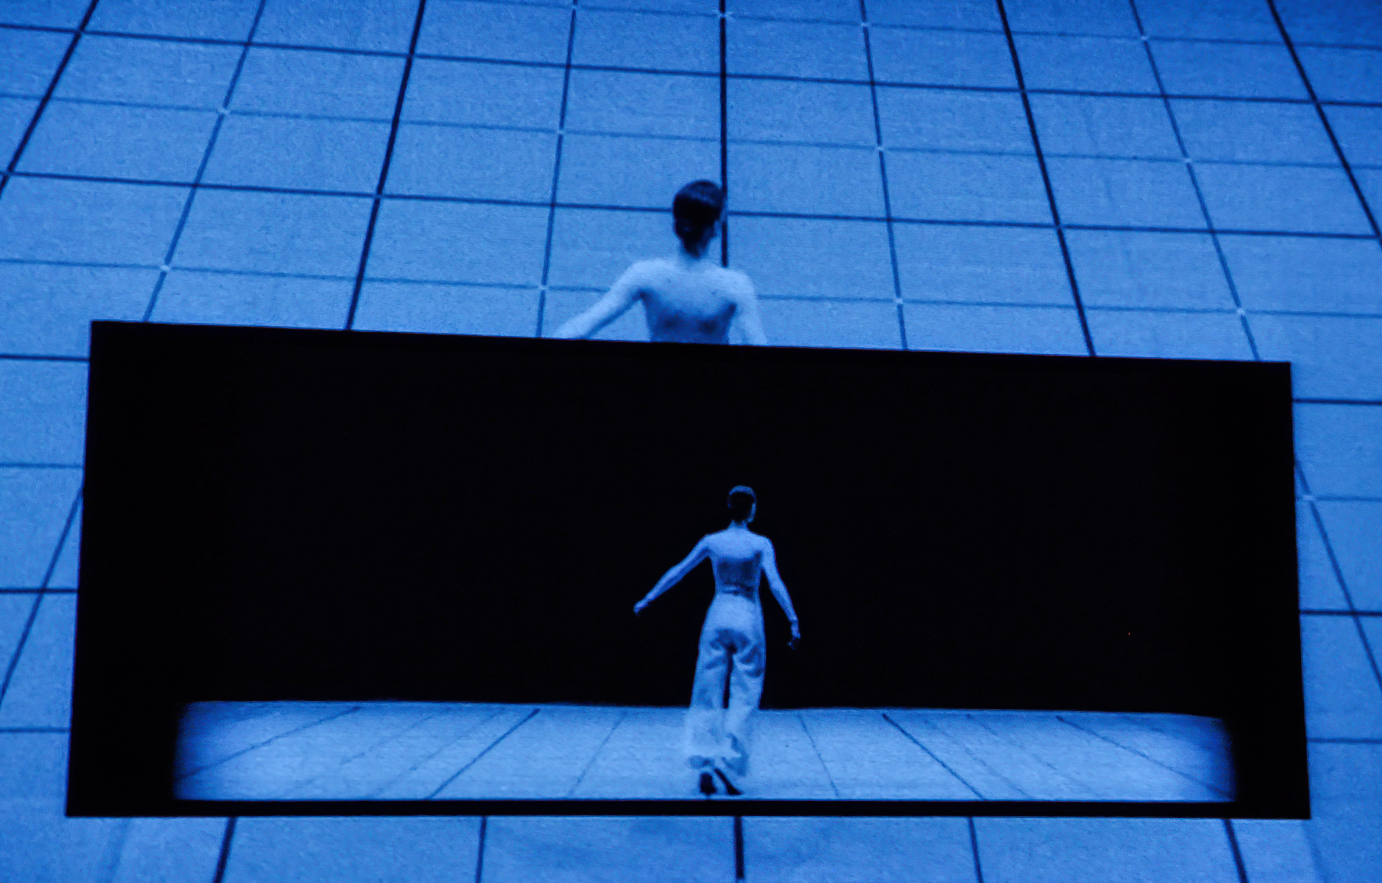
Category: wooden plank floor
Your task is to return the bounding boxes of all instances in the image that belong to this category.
[173,702,1235,802]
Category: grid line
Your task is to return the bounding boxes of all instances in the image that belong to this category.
[2,17,1375,56]
[344,0,430,329]
[719,0,729,268]
[139,0,269,323]
[0,483,80,713]
[19,167,1382,238]
[995,0,1095,355]
[473,816,487,883]
[794,712,841,797]
[1295,463,1382,701]
[424,707,541,798]
[1057,715,1231,796]
[175,705,362,782]
[733,814,745,883]
[1303,610,1382,618]
[7,91,1370,174]
[0,0,100,204]
[7,19,1382,107]
[859,0,908,350]
[532,0,579,338]
[1266,0,1382,251]
[882,712,984,797]
[1223,819,1249,883]
[968,817,986,883]
[1126,0,1260,360]
[211,817,236,883]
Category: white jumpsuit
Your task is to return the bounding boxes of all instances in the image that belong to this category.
[684,551,766,778]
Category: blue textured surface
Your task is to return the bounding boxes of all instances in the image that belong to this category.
[1,0,1380,879]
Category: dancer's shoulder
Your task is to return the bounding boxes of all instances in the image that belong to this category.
[717,266,755,294]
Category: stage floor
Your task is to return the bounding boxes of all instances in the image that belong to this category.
[173,702,1234,803]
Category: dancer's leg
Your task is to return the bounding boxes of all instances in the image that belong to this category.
[722,626,766,779]
[685,628,730,771]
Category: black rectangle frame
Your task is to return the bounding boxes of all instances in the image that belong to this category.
[67,321,1308,818]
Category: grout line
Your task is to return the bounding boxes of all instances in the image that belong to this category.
[882,712,985,798]
[966,712,1098,796]
[1265,0,1382,253]
[364,707,508,799]
[425,707,541,799]
[7,21,1378,104]
[0,726,69,733]
[1223,819,1250,883]
[720,0,729,268]
[1302,609,1382,618]
[859,0,908,350]
[904,713,1031,798]
[1056,714,1232,797]
[211,817,237,883]
[1310,736,1382,744]
[0,484,81,710]
[795,712,841,797]
[1126,0,1261,360]
[994,0,1095,356]
[6,167,1380,239]
[533,0,579,338]
[285,706,454,798]
[38,483,81,591]
[968,817,986,883]
[175,705,362,782]
[1295,397,1382,406]
[733,814,745,883]
[1296,463,1382,700]
[4,15,1380,53]
[0,0,100,204]
[474,816,487,883]
[1,17,1380,105]
[0,352,88,362]
[344,0,429,329]
[362,713,508,801]
[565,707,624,797]
[139,0,269,323]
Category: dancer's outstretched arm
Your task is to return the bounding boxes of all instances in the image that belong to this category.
[552,264,643,339]
[761,540,801,647]
[635,537,709,615]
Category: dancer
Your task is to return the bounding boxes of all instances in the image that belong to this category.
[634,487,801,797]
[551,180,769,345]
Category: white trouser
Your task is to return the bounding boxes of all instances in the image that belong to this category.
[685,594,765,778]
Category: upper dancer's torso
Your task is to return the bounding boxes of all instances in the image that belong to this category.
[626,257,754,344]
[704,527,768,600]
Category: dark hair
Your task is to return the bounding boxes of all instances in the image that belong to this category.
[727,485,756,522]
[673,180,724,248]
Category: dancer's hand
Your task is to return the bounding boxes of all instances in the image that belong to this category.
[788,622,801,649]
[633,599,649,616]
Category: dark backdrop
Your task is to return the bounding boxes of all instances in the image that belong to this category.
[68,322,1305,815]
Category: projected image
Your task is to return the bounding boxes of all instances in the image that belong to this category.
[70,322,1301,816]
[168,485,1233,806]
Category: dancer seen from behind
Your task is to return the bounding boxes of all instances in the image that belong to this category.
[634,487,801,796]
[552,180,768,345]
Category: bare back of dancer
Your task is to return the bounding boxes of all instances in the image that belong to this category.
[551,180,768,345]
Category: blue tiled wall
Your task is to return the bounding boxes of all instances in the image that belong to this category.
[2,0,1380,879]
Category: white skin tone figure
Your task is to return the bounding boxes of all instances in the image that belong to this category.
[633,492,799,796]
[551,218,769,345]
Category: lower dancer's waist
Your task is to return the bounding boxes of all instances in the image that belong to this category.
[715,585,757,599]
